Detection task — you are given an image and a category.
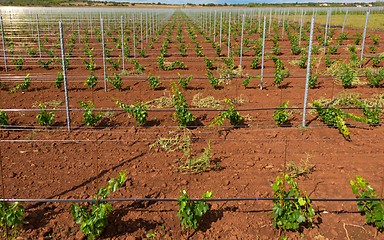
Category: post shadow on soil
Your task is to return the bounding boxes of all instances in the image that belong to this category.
[27,152,145,211]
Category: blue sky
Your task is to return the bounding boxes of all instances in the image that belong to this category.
[106,0,375,3]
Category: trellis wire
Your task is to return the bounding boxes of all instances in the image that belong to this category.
[1,197,384,204]
[59,21,71,132]
[3,105,381,114]
[302,16,315,127]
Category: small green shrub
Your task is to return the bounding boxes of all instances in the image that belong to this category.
[9,74,31,94]
[115,100,148,126]
[250,53,261,69]
[177,190,212,230]
[372,55,383,68]
[325,54,336,68]
[291,45,302,55]
[139,49,146,58]
[177,73,193,88]
[242,75,252,88]
[350,176,384,231]
[206,70,220,89]
[106,57,120,70]
[204,57,214,70]
[13,55,24,70]
[312,100,350,139]
[148,74,162,90]
[54,71,64,89]
[107,73,122,90]
[309,73,319,89]
[0,201,24,237]
[131,59,144,74]
[328,45,339,55]
[298,55,307,69]
[36,103,55,126]
[84,72,98,89]
[38,58,53,69]
[79,101,103,127]
[371,35,380,45]
[215,44,221,56]
[273,101,292,126]
[0,110,9,126]
[366,68,384,87]
[211,98,243,127]
[172,83,195,127]
[272,173,315,232]
[369,45,377,53]
[222,56,234,70]
[274,69,289,87]
[71,172,126,240]
[354,33,362,45]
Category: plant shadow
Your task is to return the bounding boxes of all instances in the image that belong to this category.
[198,209,224,232]
[145,118,161,127]
[278,82,292,89]
[98,118,119,128]
[24,203,61,230]
[32,86,49,91]
[187,118,204,129]
[154,86,166,91]
[103,204,162,238]
[186,86,204,90]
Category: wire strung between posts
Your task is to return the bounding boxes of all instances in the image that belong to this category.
[2,105,383,113]
[1,197,384,203]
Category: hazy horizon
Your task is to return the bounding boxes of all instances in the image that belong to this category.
[98,0,376,4]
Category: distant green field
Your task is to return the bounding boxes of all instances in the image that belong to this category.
[288,13,384,30]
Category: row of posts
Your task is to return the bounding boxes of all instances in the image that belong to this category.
[0,9,372,131]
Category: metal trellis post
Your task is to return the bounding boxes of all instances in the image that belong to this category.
[302,17,315,127]
[59,21,71,132]
[260,16,266,90]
